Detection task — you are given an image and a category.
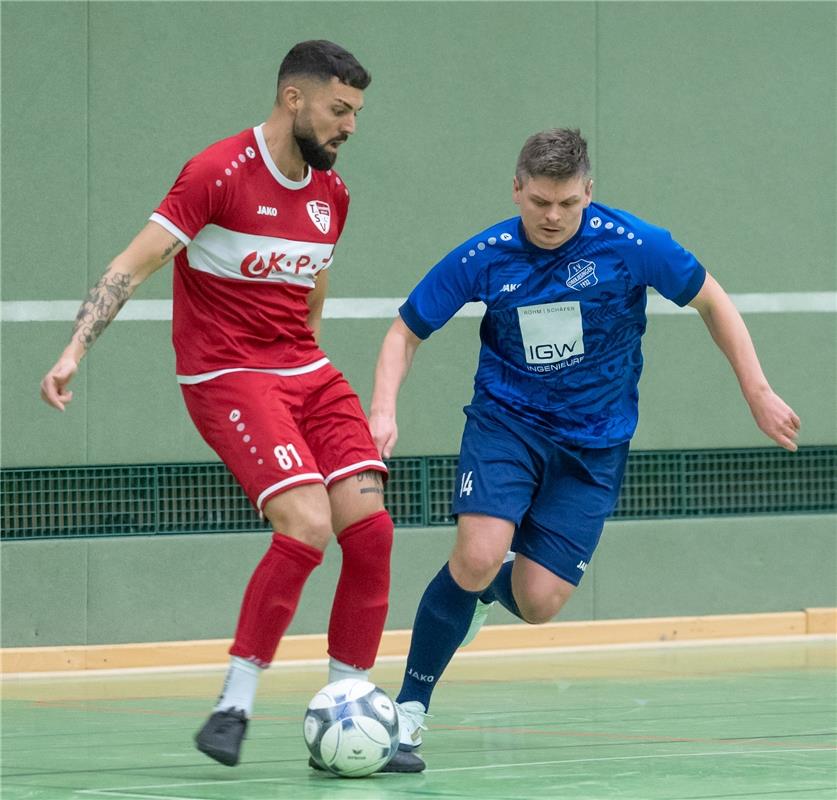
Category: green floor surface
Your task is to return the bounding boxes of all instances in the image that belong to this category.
[2,640,835,800]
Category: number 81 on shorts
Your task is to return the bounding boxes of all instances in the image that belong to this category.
[274,443,303,470]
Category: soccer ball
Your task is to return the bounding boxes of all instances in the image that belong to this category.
[303,678,399,777]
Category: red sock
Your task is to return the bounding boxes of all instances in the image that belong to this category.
[229,532,323,667]
[328,510,394,669]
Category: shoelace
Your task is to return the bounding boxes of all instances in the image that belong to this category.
[400,704,431,732]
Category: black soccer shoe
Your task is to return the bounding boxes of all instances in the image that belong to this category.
[380,746,426,773]
[307,747,426,774]
[195,708,248,766]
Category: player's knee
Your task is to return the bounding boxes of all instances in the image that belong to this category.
[516,587,573,625]
[262,495,332,549]
[338,510,393,574]
[450,550,506,592]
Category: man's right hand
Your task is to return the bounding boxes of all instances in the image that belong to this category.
[369,411,399,460]
[40,355,79,411]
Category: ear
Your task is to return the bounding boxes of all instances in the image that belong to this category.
[583,178,594,206]
[279,83,304,113]
[512,176,522,206]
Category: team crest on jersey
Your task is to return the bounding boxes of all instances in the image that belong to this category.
[306,200,331,234]
[565,259,598,291]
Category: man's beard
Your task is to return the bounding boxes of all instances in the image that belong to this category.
[293,119,342,171]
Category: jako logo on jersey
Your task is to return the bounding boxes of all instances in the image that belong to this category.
[257,205,277,216]
[240,251,317,278]
[306,200,331,234]
[501,283,521,293]
[576,560,588,572]
[566,259,598,291]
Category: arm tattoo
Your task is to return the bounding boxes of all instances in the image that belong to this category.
[161,238,182,261]
[357,470,385,496]
[72,272,134,351]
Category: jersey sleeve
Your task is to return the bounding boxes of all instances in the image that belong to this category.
[150,155,225,245]
[399,242,485,340]
[627,223,706,306]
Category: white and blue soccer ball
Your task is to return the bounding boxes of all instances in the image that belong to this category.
[303,678,399,777]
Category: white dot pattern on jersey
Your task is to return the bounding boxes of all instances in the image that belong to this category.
[462,234,504,263]
[594,218,643,243]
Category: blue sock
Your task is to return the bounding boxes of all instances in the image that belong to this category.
[479,561,522,619]
[396,563,481,710]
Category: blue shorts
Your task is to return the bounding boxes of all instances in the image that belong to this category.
[451,404,629,586]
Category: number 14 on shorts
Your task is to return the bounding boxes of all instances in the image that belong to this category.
[459,470,474,497]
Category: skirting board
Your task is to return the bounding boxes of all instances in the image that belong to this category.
[2,608,834,675]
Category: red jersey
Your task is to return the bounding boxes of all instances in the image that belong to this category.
[151,125,350,383]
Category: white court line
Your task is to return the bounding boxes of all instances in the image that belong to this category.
[74,747,837,797]
[3,292,836,322]
[5,633,835,681]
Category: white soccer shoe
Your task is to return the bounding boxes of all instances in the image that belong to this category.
[460,551,516,648]
[460,598,495,648]
[396,700,429,750]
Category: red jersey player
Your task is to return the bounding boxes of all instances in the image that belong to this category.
[39,40,424,774]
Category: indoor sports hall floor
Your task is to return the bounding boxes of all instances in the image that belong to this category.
[2,639,835,800]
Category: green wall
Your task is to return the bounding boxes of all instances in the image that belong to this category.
[2,1,835,466]
[2,516,835,648]
[1,3,835,650]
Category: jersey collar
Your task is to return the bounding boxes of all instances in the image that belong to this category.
[253,124,312,191]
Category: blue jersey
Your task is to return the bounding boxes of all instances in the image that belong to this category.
[399,203,706,447]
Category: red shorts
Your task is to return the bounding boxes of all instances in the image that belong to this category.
[180,364,386,511]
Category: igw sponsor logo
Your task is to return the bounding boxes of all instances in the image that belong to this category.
[240,250,331,279]
[526,339,579,362]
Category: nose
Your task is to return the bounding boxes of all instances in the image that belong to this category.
[544,205,560,223]
[341,114,356,136]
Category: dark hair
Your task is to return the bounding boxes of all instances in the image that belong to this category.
[515,128,590,183]
[277,40,371,91]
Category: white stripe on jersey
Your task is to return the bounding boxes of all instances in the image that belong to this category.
[186,223,334,286]
[150,213,192,245]
[176,358,331,385]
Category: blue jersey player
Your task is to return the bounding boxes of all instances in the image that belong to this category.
[368,129,800,768]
